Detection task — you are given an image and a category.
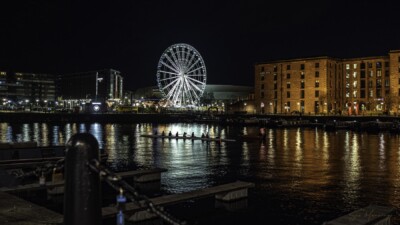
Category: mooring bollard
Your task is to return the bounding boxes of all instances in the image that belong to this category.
[64,133,102,225]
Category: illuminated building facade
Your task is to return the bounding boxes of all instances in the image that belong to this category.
[60,69,123,103]
[255,50,400,115]
[0,70,56,107]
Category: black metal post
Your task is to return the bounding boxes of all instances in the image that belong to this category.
[64,133,102,225]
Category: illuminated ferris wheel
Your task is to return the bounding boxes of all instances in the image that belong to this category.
[156,43,207,107]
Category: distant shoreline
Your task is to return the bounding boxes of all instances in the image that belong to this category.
[0,112,398,124]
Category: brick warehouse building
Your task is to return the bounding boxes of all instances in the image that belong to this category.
[255,50,400,115]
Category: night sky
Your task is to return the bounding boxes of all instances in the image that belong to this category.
[1,1,400,90]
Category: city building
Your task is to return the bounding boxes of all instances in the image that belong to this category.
[59,69,123,109]
[255,50,400,115]
[0,70,57,109]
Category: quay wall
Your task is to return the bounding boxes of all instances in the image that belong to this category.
[0,112,398,124]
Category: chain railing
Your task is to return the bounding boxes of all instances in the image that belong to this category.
[88,158,185,225]
[12,133,185,225]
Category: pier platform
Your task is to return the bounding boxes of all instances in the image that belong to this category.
[323,205,395,225]
[102,180,255,219]
[0,191,62,225]
[0,168,167,193]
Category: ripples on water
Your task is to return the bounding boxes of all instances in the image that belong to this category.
[1,122,400,224]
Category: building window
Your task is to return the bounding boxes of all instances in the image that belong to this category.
[315,90,319,97]
[377,70,382,77]
[287,65,291,70]
[377,79,382,88]
[274,73,277,81]
[361,71,365,78]
[315,71,319,77]
[287,91,291,98]
[361,62,365,69]
[398,56,400,62]
[385,70,389,77]
[273,66,277,72]
[369,71,374,77]
[261,75,265,81]
[377,89,382,98]
[315,80,320,88]
[300,72,305,79]
[301,81,305,89]
[287,82,291,89]
[261,92,264,98]
[353,81,357,88]
[300,90,305,98]
[346,64,350,70]
[274,91,277,98]
[315,62,319,68]
[353,72,357,78]
[361,80,365,88]
[261,84,264,90]
[369,80,373,88]
[376,62,381,68]
[301,64,305,70]
[385,79,390,87]
[385,61,389,67]
[287,73,291,79]
[361,90,365,98]
[368,62,372,68]
[353,63,357,69]
[369,90,374,97]
[274,82,277,90]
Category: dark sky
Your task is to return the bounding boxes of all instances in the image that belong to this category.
[1,0,400,90]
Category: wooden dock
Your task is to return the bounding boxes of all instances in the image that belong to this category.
[0,168,167,193]
[0,191,63,225]
[140,134,236,142]
[323,204,395,225]
[102,181,255,219]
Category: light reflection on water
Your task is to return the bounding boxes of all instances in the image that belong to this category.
[1,122,400,224]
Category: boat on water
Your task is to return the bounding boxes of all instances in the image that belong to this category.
[140,134,236,142]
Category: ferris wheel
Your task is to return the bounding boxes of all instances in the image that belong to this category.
[156,43,207,107]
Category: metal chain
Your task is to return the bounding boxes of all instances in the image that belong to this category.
[15,158,65,180]
[88,159,185,225]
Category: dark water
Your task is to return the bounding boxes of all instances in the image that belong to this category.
[1,122,400,224]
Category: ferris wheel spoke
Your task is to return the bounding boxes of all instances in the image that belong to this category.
[184,79,198,102]
[159,77,180,82]
[184,49,191,65]
[185,53,197,72]
[165,78,181,98]
[186,76,205,85]
[186,74,205,79]
[186,78,203,93]
[186,58,201,73]
[183,79,194,103]
[161,77,180,91]
[164,54,180,71]
[161,61,179,74]
[186,66,204,75]
[170,48,181,71]
[159,70,179,76]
